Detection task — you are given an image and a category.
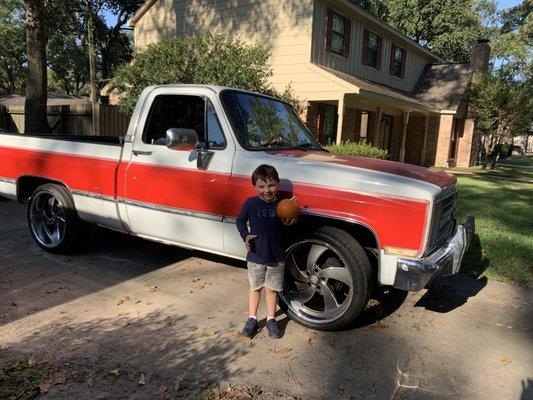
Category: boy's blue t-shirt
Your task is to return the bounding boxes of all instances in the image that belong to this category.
[236,196,284,263]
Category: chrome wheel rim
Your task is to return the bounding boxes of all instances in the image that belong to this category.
[29,192,66,248]
[280,239,354,324]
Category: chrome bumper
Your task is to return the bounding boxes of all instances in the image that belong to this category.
[393,216,475,291]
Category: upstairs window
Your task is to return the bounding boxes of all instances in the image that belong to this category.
[362,29,382,69]
[390,44,406,78]
[325,9,351,57]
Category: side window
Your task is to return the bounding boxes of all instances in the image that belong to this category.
[143,95,205,145]
[206,102,226,149]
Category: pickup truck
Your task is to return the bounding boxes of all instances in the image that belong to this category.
[0,85,474,331]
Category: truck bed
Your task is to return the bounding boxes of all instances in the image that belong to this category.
[0,131,125,230]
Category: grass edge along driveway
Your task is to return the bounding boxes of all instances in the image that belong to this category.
[455,169,532,285]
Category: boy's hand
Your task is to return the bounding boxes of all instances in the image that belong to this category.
[282,218,297,225]
[244,234,258,250]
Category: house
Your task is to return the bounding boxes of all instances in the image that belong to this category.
[128,0,490,167]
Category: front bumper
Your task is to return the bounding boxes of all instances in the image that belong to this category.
[393,215,475,291]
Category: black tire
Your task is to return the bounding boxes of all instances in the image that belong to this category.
[280,226,372,331]
[27,183,84,253]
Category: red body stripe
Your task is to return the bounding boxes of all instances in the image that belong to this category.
[0,146,428,251]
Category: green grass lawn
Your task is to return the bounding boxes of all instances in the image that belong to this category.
[434,165,533,181]
[456,172,532,285]
[498,156,533,167]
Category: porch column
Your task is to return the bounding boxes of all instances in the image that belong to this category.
[373,106,383,147]
[399,111,410,163]
[420,114,430,165]
[336,96,345,145]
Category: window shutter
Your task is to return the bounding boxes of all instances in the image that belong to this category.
[362,29,370,65]
[342,18,351,57]
[376,35,382,69]
[400,48,406,78]
[389,44,395,76]
[325,8,333,51]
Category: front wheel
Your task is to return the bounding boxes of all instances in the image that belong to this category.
[280,226,372,331]
[27,183,84,253]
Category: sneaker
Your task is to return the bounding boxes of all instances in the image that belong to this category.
[265,318,281,339]
[241,317,258,338]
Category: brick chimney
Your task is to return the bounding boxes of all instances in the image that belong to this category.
[470,39,490,75]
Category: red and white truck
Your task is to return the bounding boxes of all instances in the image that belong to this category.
[0,85,474,330]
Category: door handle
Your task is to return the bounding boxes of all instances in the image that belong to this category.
[132,150,153,156]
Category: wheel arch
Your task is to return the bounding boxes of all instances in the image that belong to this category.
[293,211,380,251]
[17,175,72,203]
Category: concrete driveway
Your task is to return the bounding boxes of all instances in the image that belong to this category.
[0,197,531,400]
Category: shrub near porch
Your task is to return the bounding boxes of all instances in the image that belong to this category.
[324,141,388,159]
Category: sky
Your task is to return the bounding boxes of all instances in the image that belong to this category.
[102,0,524,28]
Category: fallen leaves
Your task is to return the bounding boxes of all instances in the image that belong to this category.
[500,356,511,365]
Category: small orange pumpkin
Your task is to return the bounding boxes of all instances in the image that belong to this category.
[276,197,300,220]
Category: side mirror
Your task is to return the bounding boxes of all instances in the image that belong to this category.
[166,128,198,151]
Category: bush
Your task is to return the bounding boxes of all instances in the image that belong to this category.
[114,34,297,114]
[324,141,388,159]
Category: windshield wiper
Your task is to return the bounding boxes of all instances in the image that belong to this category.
[260,140,287,148]
[293,143,323,151]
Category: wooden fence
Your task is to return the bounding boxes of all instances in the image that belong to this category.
[0,103,130,136]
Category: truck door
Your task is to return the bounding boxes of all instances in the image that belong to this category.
[123,88,234,252]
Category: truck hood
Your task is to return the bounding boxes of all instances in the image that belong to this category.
[267,150,455,189]
[253,149,455,202]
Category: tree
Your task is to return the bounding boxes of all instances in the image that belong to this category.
[114,35,279,114]
[352,0,493,61]
[471,70,532,167]
[24,0,50,133]
[45,0,141,96]
[0,0,26,94]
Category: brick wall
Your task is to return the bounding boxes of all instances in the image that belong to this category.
[455,117,475,167]
[341,107,357,142]
[403,116,425,165]
[303,102,320,139]
[434,115,454,167]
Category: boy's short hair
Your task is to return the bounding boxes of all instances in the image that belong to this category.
[252,164,279,185]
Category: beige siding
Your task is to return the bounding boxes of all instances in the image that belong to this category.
[133,0,324,96]
[311,0,435,92]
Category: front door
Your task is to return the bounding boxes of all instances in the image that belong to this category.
[122,87,234,252]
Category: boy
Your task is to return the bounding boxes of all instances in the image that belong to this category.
[236,164,296,339]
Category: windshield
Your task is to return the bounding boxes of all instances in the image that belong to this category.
[220,90,322,151]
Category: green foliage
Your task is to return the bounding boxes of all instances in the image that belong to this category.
[0,359,52,399]
[351,0,491,61]
[0,0,26,94]
[324,141,389,159]
[114,34,286,115]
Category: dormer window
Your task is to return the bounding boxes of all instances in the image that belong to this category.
[390,44,405,78]
[326,9,351,57]
[363,29,382,69]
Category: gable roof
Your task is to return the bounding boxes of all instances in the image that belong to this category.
[317,66,439,111]
[128,0,157,27]
[413,63,471,110]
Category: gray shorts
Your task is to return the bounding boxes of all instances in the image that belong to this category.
[247,261,285,291]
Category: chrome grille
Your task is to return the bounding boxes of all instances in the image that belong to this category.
[427,189,457,254]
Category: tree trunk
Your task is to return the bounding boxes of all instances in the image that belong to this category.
[24,0,50,134]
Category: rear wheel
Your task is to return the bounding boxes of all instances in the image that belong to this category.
[280,226,372,331]
[27,183,84,253]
